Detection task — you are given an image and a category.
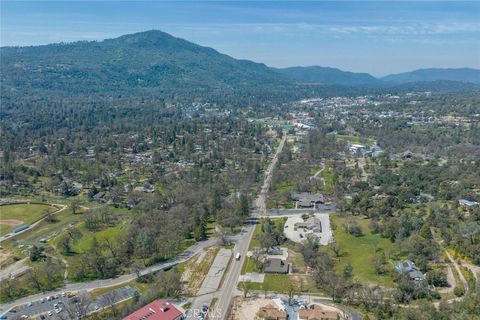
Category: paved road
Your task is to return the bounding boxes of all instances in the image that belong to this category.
[215,133,287,320]
[6,286,137,319]
[0,238,217,316]
[266,204,336,216]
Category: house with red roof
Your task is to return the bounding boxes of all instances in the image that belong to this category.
[122,300,184,320]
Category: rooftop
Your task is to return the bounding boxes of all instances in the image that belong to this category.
[256,304,288,320]
[264,258,289,274]
[122,300,183,320]
[298,304,339,320]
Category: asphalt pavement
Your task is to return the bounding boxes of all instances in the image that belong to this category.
[266,204,336,216]
[4,286,138,320]
[0,238,217,316]
[214,133,287,320]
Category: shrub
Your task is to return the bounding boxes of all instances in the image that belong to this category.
[453,286,465,297]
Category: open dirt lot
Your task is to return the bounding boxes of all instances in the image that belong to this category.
[229,297,277,320]
[0,219,24,227]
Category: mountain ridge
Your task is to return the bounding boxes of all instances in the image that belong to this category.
[273,66,382,86]
[381,67,480,84]
[0,30,290,96]
[1,30,478,100]
[275,66,480,86]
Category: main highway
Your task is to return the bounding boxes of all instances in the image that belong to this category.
[214,133,287,320]
[0,133,287,319]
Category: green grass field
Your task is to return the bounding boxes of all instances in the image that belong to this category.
[241,257,262,274]
[0,224,10,236]
[248,221,263,250]
[330,215,395,287]
[336,134,376,147]
[240,274,322,293]
[0,203,57,224]
[321,168,335,192]
[272,180,295,193]
[71,224,124,253]
[248,218,286,251]
[0,203,57,235]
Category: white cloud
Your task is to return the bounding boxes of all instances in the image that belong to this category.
[161,21,480,36]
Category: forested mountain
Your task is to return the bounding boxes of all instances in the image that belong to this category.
[275,66,480,87]
[273,66,382,86]
[382,68,480,84]
[1,30,478,104]
[0,30,290,97]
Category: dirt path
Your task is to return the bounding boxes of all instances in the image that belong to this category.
[430,227,469,307]
[0,219,24,227]
[312,164,325,179]
[462,261,480,280]
[438,264,456,294]
[357,158,368,182]
[443,247,468,291]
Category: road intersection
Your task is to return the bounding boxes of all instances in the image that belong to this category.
[1,133,287,320]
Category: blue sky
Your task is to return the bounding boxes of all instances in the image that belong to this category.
[1,1,479,76]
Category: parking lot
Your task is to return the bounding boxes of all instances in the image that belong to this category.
[284,213,333,245]
[7,292,74,319]
[4,286,137,319]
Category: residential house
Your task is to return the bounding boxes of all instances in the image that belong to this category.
[395,260,425,281]
[93,191,106,201]
[459,199,479,207]
[122,300,183,320]
[291,192,325,208]
[298,304,339,320]
[256,304,288,320]
[134,183,155,193]
[295,217,322,233]
[263,258,289,274]
[411,193,434,203]
[267,247,284,256]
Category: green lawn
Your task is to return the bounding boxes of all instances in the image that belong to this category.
[288,250,306,273]
[336,134,376,147]
[248,221,263,250]
[309,166,320,176]
[72,224,124,253]
[241,257,262,274]
[0,203,58,236]
[272,180,295,193]
[0,224,10,236]
[330,215,395,287]
[0,203,57,224]
[321,169,335,192]
[248,217,286,251]
[240,274,322,293]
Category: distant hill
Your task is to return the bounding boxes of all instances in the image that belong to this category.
[0,30,290,97]
[1,30,478,102]
[273,66,381,86]
[382,68,480,84]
